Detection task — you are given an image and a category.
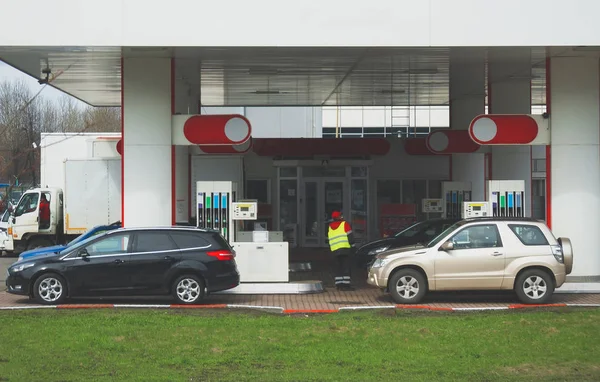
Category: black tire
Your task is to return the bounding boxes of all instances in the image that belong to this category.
[27,237,54,251]
[515,269,555,304]
[33,273,67,305]
[388,268,427,304]
[172,274,205,304]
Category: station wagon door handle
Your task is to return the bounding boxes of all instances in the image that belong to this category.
[164,256,173,261]
[491,252,503,256]
[114,259,124,264]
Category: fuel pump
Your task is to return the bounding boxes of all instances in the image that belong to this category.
[487,180,526,217]
[196,181,238,243]
[442,181,472,219]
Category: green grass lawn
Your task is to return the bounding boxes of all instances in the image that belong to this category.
[0,308,599,381]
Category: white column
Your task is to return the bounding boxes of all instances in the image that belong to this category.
[489,47,533,216]
[449,48,486,200]
[122,57,173,227]
[550,56,600,278]
[173,65,201,224]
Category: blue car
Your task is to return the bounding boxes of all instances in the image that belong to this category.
[16,221,122,262]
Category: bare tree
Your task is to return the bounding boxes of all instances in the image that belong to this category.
[0,79,45,188]
[55,95,84,133]
[82,106,121,132]
[0,80,122,198]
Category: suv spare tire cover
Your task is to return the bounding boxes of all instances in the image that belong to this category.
[558,237,573,275]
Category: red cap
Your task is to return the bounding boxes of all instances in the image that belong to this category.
[331,211,342,219]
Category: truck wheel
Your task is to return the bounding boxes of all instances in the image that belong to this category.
[388,269,427,304]
[33,273,67,305]
[515,269,554,304]
[172,275,205,304]
[27,238,53,251]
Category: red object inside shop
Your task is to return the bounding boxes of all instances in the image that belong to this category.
[379,204,417,237]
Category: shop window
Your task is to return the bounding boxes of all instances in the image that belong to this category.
[246,179,269,203]
[350,179,368,244]
[351,166,368,177]
[428,180,442,199]
[532,179,546,221]
[403,180,427,220]
[279,179,298,227]
[377,180,401,204]
[279,167,297,177]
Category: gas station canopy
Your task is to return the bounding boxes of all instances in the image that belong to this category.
[0,46,550,107]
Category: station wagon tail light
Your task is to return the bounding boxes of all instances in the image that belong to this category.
[551,245,564,263]
[207,250,235,261]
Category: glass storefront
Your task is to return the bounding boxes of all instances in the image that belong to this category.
[276,163,445,247]
[276,165,370,248]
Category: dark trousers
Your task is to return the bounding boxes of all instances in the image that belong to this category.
[332,248,352,287]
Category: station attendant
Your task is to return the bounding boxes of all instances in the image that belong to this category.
[327,211,355,291]
[39,194,50,230]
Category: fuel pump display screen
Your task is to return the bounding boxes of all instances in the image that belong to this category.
[232,202,257,220]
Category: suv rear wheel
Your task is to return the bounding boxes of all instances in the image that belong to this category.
[515,269,554,304]
[389,269,427,304]
[172,275,205,304]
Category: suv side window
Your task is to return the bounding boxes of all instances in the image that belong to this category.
[134,232,178,252]
[170,232,212,250]
[450,224,502,249]
[508,224,549,246]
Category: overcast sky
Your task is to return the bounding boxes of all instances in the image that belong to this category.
[0,60,86,107]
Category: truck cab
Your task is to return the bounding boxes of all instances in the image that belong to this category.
[3,187,64,253]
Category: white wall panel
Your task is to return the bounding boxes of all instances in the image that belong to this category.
[246,107,321,138]
[550,56,600,277]
[3,0,600,47]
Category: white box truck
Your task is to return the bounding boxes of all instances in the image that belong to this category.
[2,157,121,254]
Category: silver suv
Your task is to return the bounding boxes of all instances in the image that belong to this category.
[367,218,573,304]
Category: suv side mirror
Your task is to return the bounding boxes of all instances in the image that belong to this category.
[79,249,90,258]
[440,241,454,251]
[11,217,15,224]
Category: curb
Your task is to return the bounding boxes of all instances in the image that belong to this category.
[1,303,599,313]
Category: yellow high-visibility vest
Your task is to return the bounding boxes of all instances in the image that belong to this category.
[328,222,351,251]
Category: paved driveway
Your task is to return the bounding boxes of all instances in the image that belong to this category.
[0,257,16,291]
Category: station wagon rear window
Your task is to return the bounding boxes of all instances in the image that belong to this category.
[508,224,549,246]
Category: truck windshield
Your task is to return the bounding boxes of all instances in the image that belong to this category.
[14,193,39,217]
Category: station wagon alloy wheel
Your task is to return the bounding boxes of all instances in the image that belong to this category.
[39,277,63,302]
[522,276,547,300]
[176,278,201,303]
[33,273,67,305]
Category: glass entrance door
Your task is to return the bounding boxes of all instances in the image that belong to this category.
[302,178,347,247]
